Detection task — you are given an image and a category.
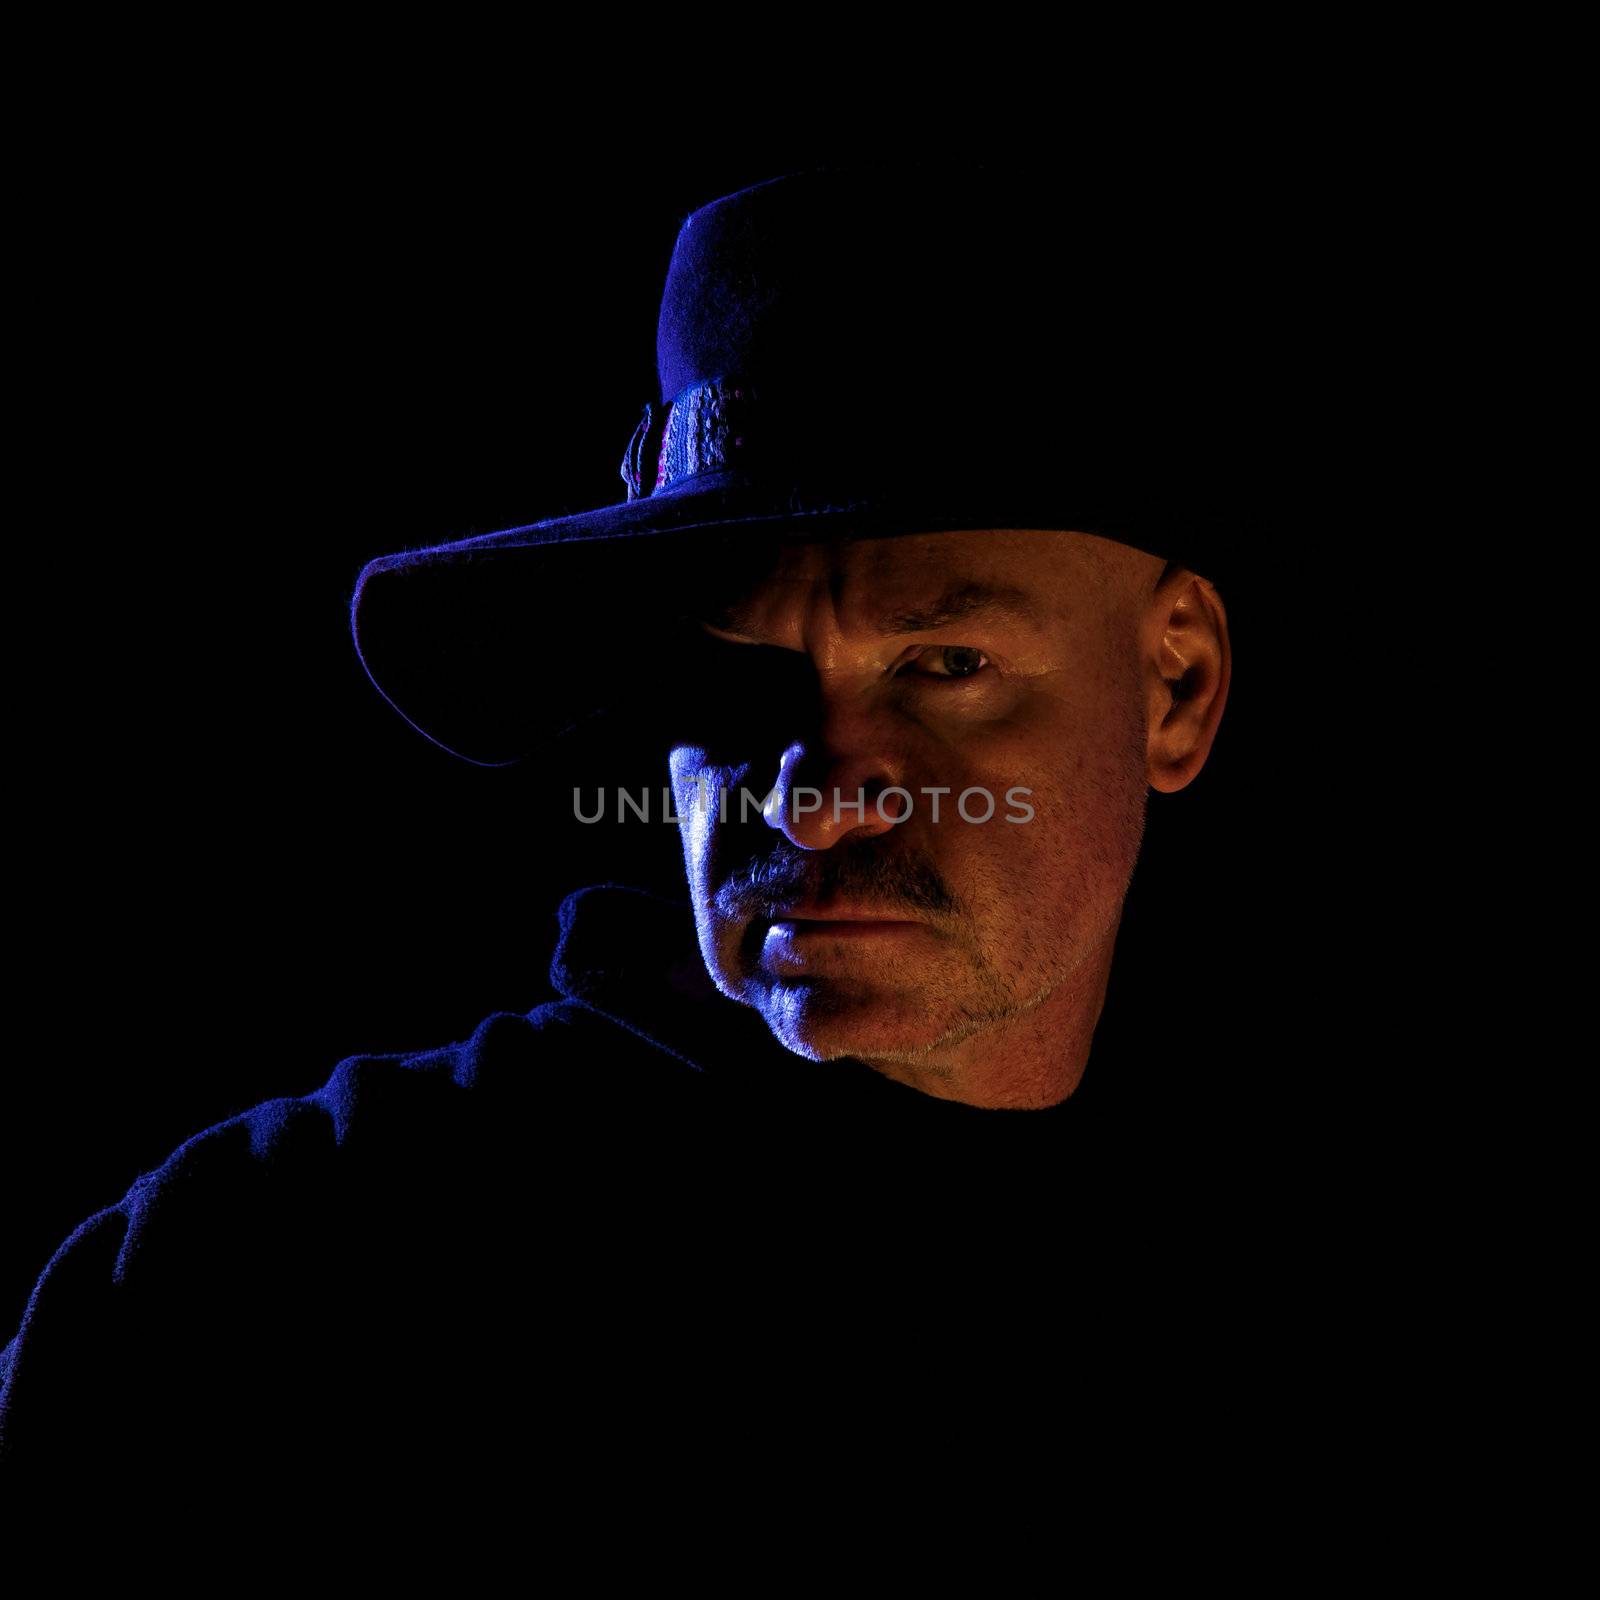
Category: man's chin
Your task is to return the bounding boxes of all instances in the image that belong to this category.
[750,979,963,1065]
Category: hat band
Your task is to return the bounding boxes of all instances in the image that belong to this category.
[620,378,759,501]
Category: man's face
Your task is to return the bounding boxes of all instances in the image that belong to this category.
[666,528,1180,1106]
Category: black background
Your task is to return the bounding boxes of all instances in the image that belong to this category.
[5,117,1363,1336]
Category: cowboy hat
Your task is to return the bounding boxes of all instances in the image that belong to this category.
[351,162,1286,766]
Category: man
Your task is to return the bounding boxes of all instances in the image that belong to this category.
[0,163,1276,1489]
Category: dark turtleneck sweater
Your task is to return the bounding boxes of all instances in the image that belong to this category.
[0,883,1250,1497]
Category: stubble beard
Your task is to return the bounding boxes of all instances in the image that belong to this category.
[751,700,1153,1072]
[752,885,1112,1072]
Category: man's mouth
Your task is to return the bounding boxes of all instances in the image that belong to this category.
[762,902,928,942]
[768,900,917,924]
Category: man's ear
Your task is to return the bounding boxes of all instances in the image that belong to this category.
[1142,567,1231,794]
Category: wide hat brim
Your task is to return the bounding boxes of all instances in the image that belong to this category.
[351,464,1249,767]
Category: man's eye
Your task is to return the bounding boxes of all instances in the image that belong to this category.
[901,646,991,680]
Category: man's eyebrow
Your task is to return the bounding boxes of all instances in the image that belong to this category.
[691,581,1048,641]
[873,582,1046,635]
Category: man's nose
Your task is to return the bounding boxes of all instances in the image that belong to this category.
[761,738,909,850]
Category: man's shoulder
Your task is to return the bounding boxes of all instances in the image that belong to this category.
[6,991,703,1300]
[34,995,691,1249]
[0,994,711,1477]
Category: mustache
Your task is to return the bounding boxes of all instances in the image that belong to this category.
[715,836,960,922]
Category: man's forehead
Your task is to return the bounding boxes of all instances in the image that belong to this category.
[695,528,1107,635]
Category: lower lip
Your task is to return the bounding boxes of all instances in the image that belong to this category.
[768,919,923,938]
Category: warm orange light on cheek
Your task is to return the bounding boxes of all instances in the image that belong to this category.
[912,679,1067,776]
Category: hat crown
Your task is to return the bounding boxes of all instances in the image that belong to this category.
[656,167,974,405]
[649,162,1292,510]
